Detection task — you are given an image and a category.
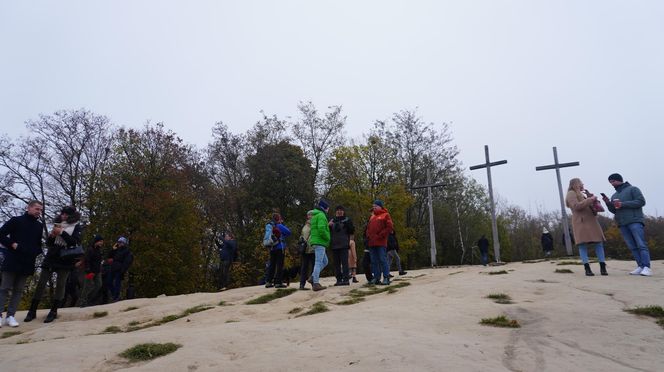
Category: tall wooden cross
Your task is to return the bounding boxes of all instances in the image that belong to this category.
[535,146,580,256]
[469,145,507,263]
[412,170,446,267]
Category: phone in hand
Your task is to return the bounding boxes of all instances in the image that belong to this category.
[600,193,608,199]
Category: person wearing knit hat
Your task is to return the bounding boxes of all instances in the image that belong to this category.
[329,205,355,286]
[602,173,652,276]
[366,200,393,285]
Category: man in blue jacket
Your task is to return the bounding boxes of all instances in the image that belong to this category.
[602,173,652,276]
[0,201,44,328]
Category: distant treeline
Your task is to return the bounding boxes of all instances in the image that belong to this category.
[1,106,661,298]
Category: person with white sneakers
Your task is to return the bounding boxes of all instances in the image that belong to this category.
[0,201,44,328]
[602,173,652,277]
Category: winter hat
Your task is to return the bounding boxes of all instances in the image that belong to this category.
[117,236,129,245]
[373,199,384,208]
[608,173,623,182]
[335,205,345,211]
[318,199,330,210]
[93,234,104,243]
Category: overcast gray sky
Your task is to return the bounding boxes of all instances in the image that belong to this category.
[1,1,662,216]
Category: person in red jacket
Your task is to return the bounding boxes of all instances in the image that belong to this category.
[365,200,393,285]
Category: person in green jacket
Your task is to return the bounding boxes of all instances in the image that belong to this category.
[309,200,330,291]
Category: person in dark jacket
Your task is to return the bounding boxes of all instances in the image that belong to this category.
[387,230,407,275]
[216,232,238,290]
[541,228,554,257]
[329,205,355,286]
[0,200,44,328]
[602,173,652,276]
[108,236,133,301]
[25,205,83,323]
[477,235,489,266]
[78,235,104,307]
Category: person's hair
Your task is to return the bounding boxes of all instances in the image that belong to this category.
[272,213,282,222]
[28,200,43,207]
[567,178,585,205]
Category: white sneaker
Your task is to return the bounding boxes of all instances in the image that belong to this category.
[6,316,19,327]
[640,267,652,277]
[629,267,643,275]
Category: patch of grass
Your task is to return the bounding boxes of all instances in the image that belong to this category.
[448,271,464,275]
[336,297,365,305]
[246,288,297,305]
[122,306,139,312]
[555,269,574,274]
[218,300,230,306]
[16,339,30,344]
[486,293,513,304]
[93,311,108,318]
[1,331,22,339]
[127,321,140,326]
[296,302,329,317]
[125,305,214,332]
[225,319,239,323]
[119,342,181,362]
[102,326,123,334]
[523,259,546,264]
[348,282,411,299]
[624,305,664,318]
[556,261,583,266]
[480,315,520,328]
[288,307,303,314]
[488,270,508,275]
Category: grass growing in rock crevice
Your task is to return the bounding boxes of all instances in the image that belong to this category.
[246,288,297,305]
[488,270,509,275]
[486,293,513,304]
[336,297,365,305]
[122,306,139,312]
[1,331,22,339]
[554,269,574,274]
[480,315,520,328]
[93,311,108,318]
[119,342,181,362]
[624,305,664,329]
[348,282,411,299]
[296,302,329,317]
[102,326,123,334]
[124,305,214,332]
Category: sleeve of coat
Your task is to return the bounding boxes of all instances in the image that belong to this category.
[622,186,646,209]
[383,214,394,239]
[0,217,16,248]
[566,192,592,212]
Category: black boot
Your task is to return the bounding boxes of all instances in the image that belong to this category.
[584,263,595,276]
[24,299,40,322]
[44,300,60,323]
[599,262,608,276]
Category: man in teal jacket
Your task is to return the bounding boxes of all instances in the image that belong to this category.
[309,200,330,291]
[602,173,652,276]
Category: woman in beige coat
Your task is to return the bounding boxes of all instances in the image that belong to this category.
[565,178,608,276]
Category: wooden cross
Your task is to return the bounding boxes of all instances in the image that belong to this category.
[470,145,508,263]
[535,146,580,256]
[412,170,446,267]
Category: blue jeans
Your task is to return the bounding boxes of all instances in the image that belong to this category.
[369,246,389,282]
[312,245,328,283]
[480,250,489,266]
[619,223,651,268]
[577,243,605,264]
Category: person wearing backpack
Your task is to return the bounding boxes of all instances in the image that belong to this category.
[329,205,355,286]
[264,213,291,288]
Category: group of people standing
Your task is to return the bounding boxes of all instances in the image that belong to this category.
[565,173,652,277]
[262,199,404,292]
[0,203,133,328]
